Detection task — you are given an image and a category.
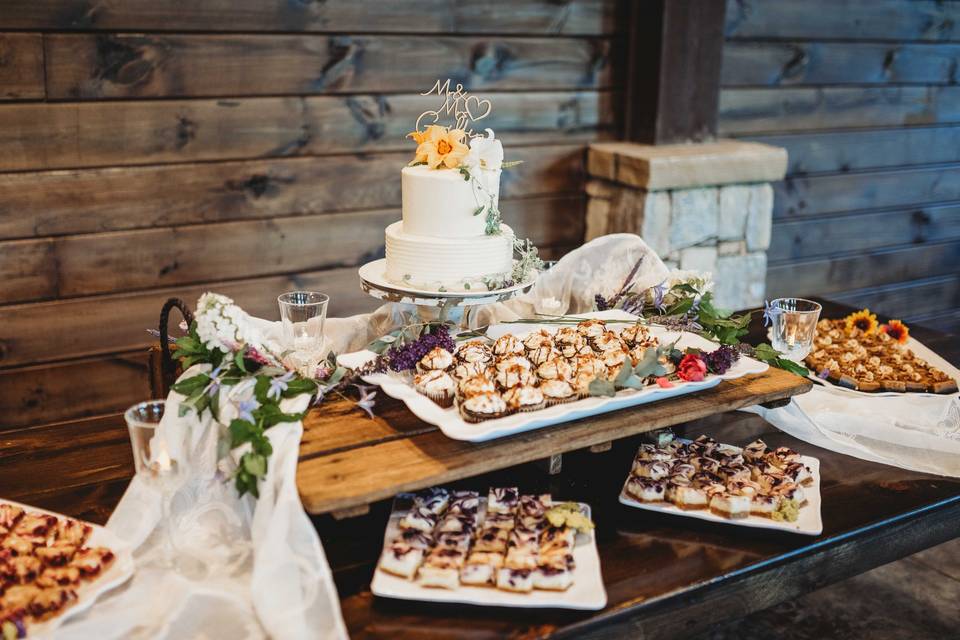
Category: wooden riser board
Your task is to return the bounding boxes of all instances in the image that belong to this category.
[296,366,812,514]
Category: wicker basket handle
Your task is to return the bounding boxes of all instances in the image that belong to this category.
[159,298,195,382]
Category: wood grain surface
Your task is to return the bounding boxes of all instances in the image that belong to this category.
[0,33,44,100]
[44,33,616,98]
[0,0,624,35]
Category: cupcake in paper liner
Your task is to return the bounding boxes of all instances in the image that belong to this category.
[540,379,578,406]
[522,329,554,353]
[503,385,546,413]
[495,364,537,390]
[416,346,454,373]
[414,369,456,408]
[457,373,497,400]
[459,391,510,423]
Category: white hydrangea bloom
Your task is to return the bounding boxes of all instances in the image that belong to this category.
[194,292,264,354]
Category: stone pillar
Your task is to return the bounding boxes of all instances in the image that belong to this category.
[585,140,787,310]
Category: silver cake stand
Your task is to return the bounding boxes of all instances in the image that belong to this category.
[358,258,537,324]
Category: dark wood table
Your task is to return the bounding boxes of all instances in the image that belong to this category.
[2,300,958,639]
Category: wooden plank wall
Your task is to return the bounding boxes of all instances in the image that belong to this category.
[0,0,626,429]
[721,0,960,333]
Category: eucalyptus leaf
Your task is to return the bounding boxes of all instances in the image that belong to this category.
[588,378,616,397]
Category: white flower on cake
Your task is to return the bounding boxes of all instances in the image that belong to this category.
[464,129,504,172]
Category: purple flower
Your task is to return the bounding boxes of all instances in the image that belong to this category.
[354,384,377,419]
[594,293,610,311]
[652,283,667,313]
[205,364,224,397]
[817,368,830,380]
[703,344,741,375]
[762,300,781,327]
[237,398,258,423]
[387,325,455,372]
[267,371,296,401]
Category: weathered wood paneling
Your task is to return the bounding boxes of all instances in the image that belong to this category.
[768,206,960,262]
[719,86,960,135]
[774,164,960,218]
[747,126,960,175]
[0,145,585,239]
[0,91,614,172]
[830,276,960,320]
[0,1,623,35]
[0,33,44,100]
[45,33,615,99]
[906,308,960,334]
[726,0,960,42]
[766,241,960,298]
[723,41,960,87]
[0,195,583,303]
[0,352,149,430]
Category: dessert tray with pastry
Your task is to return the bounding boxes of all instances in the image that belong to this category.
[803,310,959,397]
[372,487,606,610]
[619,436,823,535]
[338,310,769,443]
[0,500,134,638]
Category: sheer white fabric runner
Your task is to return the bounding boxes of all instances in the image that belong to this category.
[745,388,960,478]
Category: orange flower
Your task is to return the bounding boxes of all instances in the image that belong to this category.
[880,319,910,344]
[409,125,469,169]
[844,309,878,335]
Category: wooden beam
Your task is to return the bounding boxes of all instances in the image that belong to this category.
[625,0,726,144]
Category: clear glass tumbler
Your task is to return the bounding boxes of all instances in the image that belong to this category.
[769,298,822,362]
[278,291,329,358]
[124,400,183,568]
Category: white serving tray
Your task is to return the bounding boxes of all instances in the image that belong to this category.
[618,443,824,536]
[371,498,606,610]
[339,310,769,443]
[2,498,135,638]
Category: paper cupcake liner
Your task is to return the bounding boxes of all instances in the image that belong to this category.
[426,390,454,408]
[544,395,577,407]
[459,406,511,423]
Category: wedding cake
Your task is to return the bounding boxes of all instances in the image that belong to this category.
[384,127,516,292]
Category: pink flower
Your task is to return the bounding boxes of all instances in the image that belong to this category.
[677,354,707,382]
[655,377,674,389]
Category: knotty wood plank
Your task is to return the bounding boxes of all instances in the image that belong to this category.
[773,164,960,218]
[719,86,960,136]
[907,307,960,335]
[747,125,960,175]
[45,33,615,99]
[0,414,134,501]
[0,194,582,303]
[0,144,585,240]
[828,275,960,321]
[0,1,623,35]
[768,206,960,261]
[725,0,960,42]
[296,368,812,513]
[0,91,614,172]
[0,33,44,100]
[722,41,960,87]
[0,352,150,431]
[767,240,960,298]
[0,266,376,368]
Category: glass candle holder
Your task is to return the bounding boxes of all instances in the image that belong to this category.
[769,298,822,362]
[278,291,329,356]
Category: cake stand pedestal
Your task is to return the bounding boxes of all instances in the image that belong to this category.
[358,258,537,327]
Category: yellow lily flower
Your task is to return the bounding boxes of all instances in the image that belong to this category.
[410,125,469,169]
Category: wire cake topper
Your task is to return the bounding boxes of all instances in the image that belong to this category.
[414,79,492,136]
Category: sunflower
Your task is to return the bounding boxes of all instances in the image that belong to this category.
[844,309,878,335]
[408,125,469,169]
[880,319,910,344]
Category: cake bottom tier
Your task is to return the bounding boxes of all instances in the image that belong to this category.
[385,221,515,291]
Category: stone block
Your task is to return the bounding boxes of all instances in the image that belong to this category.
[746,183,773,251]
[588,139,788,190]
[717,240,746,256]
[679,246,717,274]
[714,253,767,311]
[719,185,751,241]
[639,191,671,257]
[669,187,717,251]
[584,183,671,256]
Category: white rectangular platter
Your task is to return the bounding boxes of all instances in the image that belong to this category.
[2,498,135,638]
[340,310,768,443]
[371,498,607,610]
[618,445,824,536]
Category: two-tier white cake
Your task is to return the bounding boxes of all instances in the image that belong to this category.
[384,129,516,292]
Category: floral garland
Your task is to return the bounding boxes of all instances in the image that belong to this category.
[169,294,351,498]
